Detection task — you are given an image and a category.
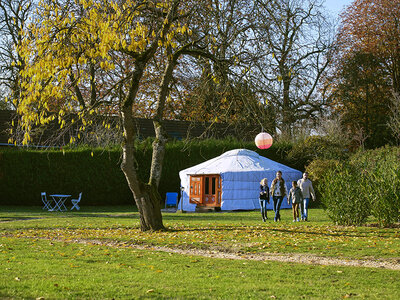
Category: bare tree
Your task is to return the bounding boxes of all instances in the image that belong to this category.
[314,114,350,146]
[250,0,335,136]
[168,1,277,133]
[0,0,33,109]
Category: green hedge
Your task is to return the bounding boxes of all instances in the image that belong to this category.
[0,148,132,206]
[349,146,400,226]
[316,146,400,227]
[0,138,295,206]
[319,162,371,226]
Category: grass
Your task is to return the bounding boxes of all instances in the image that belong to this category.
[1,206,399,299]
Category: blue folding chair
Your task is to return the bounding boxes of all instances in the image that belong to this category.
[71,192,82,211]
[165,192,178,209]
[41,192,51,210]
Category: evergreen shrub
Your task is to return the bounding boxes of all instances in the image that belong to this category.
[350,147,400,227]
[317,146,400,226]
[305,159,340,208]
[320,162,370,226]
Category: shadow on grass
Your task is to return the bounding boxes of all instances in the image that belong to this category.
[0,217,42,222]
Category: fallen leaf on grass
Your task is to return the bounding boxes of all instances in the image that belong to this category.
[146,289,154,293]
[343,293,357,298]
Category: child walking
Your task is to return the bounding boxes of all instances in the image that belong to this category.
[259,178,270,222]
[288,181,303,222]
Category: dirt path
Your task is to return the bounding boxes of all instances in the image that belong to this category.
[69,238,400,270]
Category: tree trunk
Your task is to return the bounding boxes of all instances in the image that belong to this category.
[120,58,166,231]
[121,106,165,231]
[281,73,292,137]
[118,1,181,231]
[393,56,400,94]
[149,121,168,187]
[134,183,165,231]
[149,46,178,188]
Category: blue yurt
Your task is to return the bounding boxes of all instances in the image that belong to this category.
[179,149,302,212]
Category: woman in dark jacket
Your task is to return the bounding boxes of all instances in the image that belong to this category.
[270,171,288,222]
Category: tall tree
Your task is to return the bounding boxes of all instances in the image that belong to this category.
[339,0,400,93]
[17,0,199,231]
[159,0,276,133]
[251,0,334,136]
[330,51,392,147]
[328,0,400,147]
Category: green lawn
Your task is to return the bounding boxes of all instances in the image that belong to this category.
[1,206,399,299]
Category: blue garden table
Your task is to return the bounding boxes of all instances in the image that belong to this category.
[49,194,71,211]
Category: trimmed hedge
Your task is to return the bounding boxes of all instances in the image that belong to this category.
[0,138,295,206]
[0,148,132,206]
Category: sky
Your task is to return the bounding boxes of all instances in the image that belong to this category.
[323,0,354,18]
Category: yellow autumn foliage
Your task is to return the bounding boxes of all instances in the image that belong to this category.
[17,0,188,145]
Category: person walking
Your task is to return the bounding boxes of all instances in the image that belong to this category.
[259,178,270,222]
[270,171,288,222]
[297,172,316,221]
[288,181,303,222]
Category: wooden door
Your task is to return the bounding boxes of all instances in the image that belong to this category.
[189,175,221,207]
[189,175,203,205]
